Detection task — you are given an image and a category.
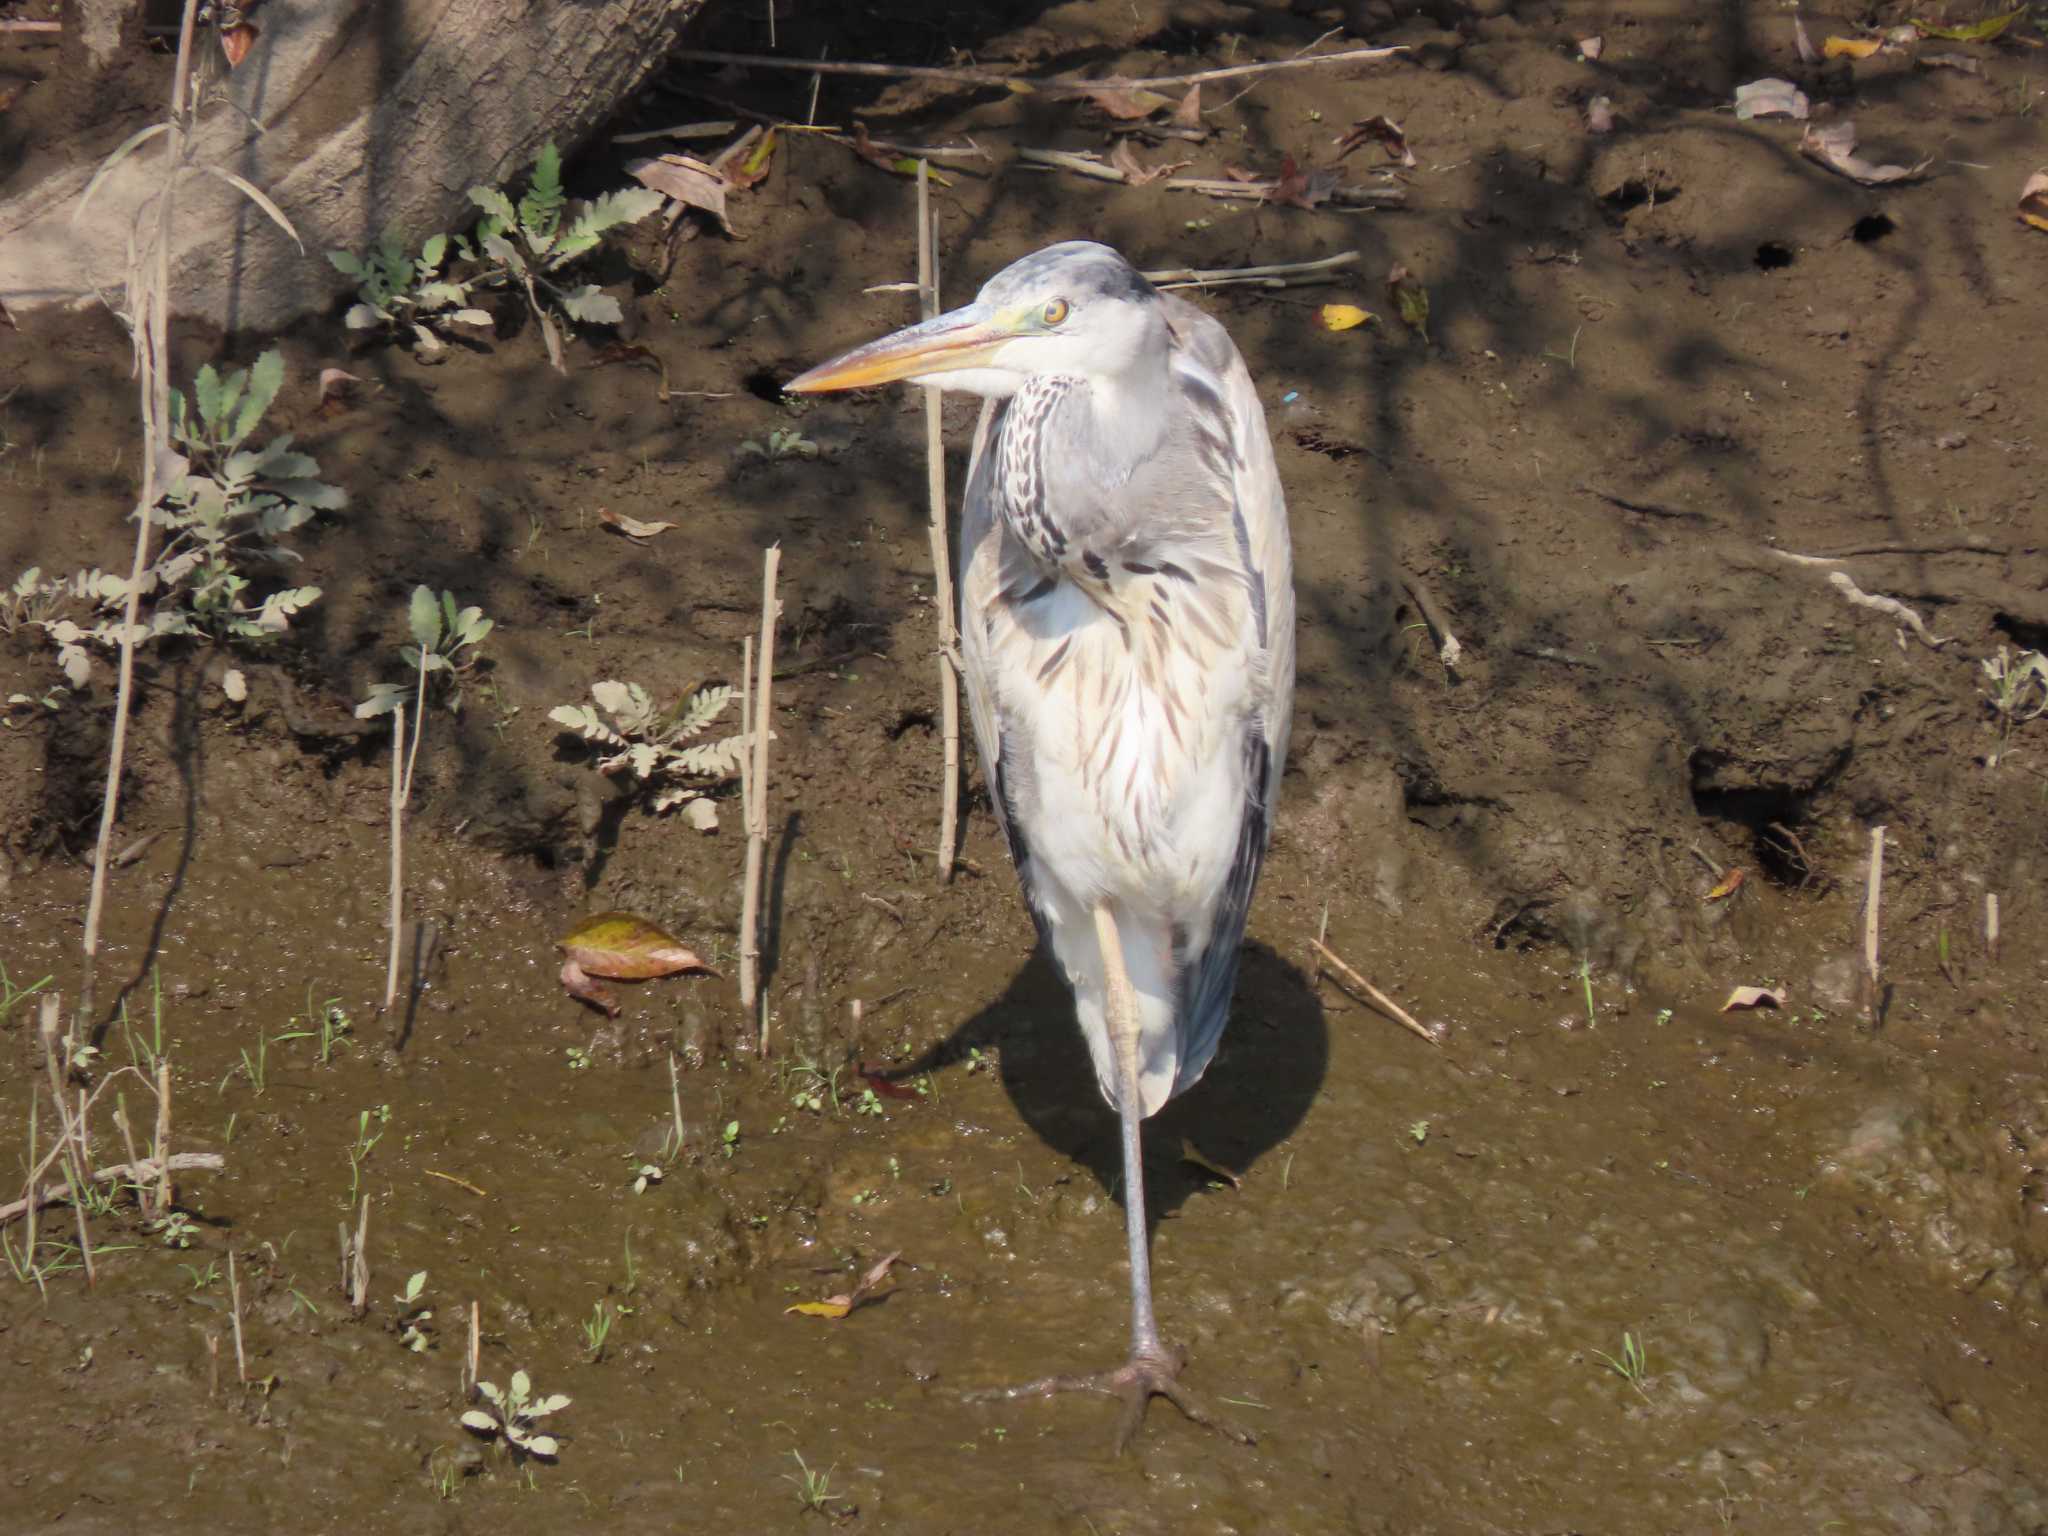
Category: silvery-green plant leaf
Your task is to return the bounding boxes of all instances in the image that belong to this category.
[470,186,517,229]
[274,478,348,511]
[510,1370,531,1399]
[674,685,734,739]
[203,165,303,252]
[420,233,448,270]
[451,308,493,328]
[222,668,247,703]
[548,704,596,731]
[556,286,622,326]
[235,351,285,447]
[194,364,224,429]
[459,1410,499,1434]
[523,1434,560,1459]
[627,742,659,779]
[59,645,91,688]
[684,798,719,831]
[591,680,634,716]
[669,735,748,777]
[408,585,442,651]
[538,310,565,373]
[354,682,407,719]
[531,1393,571,1416]
[328,250,365,278]
[344,303,384,330]
[476,1380,503,1404]
[416,281,465,310]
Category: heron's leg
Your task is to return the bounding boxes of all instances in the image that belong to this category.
[966,904,1253,1453]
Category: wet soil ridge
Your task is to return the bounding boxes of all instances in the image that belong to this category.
[3,0,2047,1530]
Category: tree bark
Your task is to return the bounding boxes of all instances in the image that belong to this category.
[1,0,706,333]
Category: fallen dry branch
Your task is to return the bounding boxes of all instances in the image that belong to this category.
[670,44,1404,99]
[738,547,782,1045]
[1309,937,1440,1045]
[1143,252,1361,289]
[0,1152,225,1227]
[917,161,962,885]
[1766,549,1950,648]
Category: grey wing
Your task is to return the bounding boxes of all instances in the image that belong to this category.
[1165,298,1297,1101]
[956,397,1054,952]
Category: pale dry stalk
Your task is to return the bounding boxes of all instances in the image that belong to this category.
[1308,936,1440,1046]
[153,1058,171,1215]
[39,998,95,1283]
[78,0,202,1033]
[383,701,407,1012]
[917,160,962,883]
[227,1247,247,1382]
[1864,824,1886,1023]
[738,546,781,1048]
[1986,892,2000,963]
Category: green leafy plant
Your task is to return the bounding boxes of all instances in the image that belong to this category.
[328,231,492,357]
[396,1270,433,1352]
[782,1451,842,1515]
[1591,1330,1651,1400]
[461,143,662,372]
[581,1299,616,1362]
[1981,645,2048,767]
[461,1370,570,1460]
[737,426,821,465]
[550,680,748,818]
[357,587,493,1011]
[15,351,340,689]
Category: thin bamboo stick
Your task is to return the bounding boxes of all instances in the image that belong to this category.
[1864,825,1886,1024]
[738,548,781,1047]
[917,160,961,884]
[383,701,406,1012]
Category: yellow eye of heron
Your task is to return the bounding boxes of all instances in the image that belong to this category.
[1041,298,1070,327]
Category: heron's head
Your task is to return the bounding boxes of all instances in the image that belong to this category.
[785,241,1164,400]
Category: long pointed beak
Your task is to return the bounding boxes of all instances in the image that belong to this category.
[785,303,1012,394]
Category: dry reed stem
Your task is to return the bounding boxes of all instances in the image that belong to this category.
[739,546,781,1046]
[383,701,407,1012]
[671,42,1402,94]
[1308,936,1440,1045]
[38,999,95,1283]
[1986,892,2000,963]
[350,1195,370,1315]
[1864,824,1886,1024]
[78,0,202,1033]
[669,1051,687,1153]
[153,1058,171,1214]
[112,1094,147,1222]
[0,1152,224,1227]
[467,1300,481,1393]
[917,160,961,884]
[228,1248,247,1383]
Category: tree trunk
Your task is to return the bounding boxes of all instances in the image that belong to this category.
[0,0,706,333]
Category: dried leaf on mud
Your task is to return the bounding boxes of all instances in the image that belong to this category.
[559,911,712,980]
[598,507,677,540]
[1734,79,1810,121]
[1800,121,1931,186]
[221,24,258,68]
[855,1062,919,1100]
[1107,139,1189,185]
[1267,156,1337,210]
[1585,96,1615,134]
[1912,10,2022,42]
[1823,35,1884,59]
[2020,172,2048,233]
[1179,1139,1243,1189]
[1578,35,1604,61]
[1333,115,1415,167]
[1319,303,1375,332]
[785,1250,904,1320]
[1072,81,1175,120]
[1705,867,1746,901]
[626,153,731,233]
[1720,985,1786,1012]
[558,959,619,1017]
[1171,84,1205,134]
[1387,264,1430,342]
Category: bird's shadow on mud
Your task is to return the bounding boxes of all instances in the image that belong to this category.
[907,939,1327,1224]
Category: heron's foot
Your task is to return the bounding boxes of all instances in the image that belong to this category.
[966,1343,1256,1454]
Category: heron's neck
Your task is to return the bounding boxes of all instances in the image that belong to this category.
[1070,346,1172,484]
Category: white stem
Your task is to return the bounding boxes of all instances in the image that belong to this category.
[917,160,960,885]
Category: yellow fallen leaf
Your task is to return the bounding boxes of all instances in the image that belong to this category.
[784,1299,853,1319]
[1705,867,1746,901]
[1320,303,1375,332]
[1823,35,1882,58]
[1912,10,2021,42]
[559,911,711,980]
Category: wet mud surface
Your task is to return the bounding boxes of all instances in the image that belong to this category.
[3,1,2047,1531]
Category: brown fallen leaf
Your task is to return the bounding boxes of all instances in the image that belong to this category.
[2021,171,2048,233]
[1734,78,1810,120]
[599,507,677,541]
[1171,84,1205,134]
[220,23,258,68]
[1800,120,1930,185]
[785,1250,905,1320]
[1387,263,1430,343]
[591,340,672,400]
[1334,115,1416,168]
[1720,985,1786,1012]
[1918,51,1985,75]
[626,153,732,234]
[1267,155,1338,211]
[1586,95,1615,134]
[559,958,620,1018]
[1823,35,1883,59]
[716,126,776,190]
[1179,1139,1242,1189]
[1107,139,1190,185]
[847,123,897,172]
[1072,81,1174,120]
[1578,35,1604,60]
[560,910,712,984]
[1705,867,1746,901]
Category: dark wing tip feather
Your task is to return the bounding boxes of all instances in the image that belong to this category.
[1170,728,1271,1100]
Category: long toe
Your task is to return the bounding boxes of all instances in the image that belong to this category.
[967,1345,1257,1454]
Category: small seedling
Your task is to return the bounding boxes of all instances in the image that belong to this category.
[1407,1120,1430,1145]
[461,1370,570,1459]
[720,1120,741,1159]
[1654,1007,1674,1027]
[854,1088,885,1119]
[1591,1330,1651,1400]
[396,1270,433,1351]
[1982,645,2048,766]
[151,1210,199,1249]
[1577,958,1597,1028]
[737,426,821,465]
[461,143,663,373]
[565,1043,593,1071]
[581,1300,616,1361]
[550,679,749,817]
[782,1451,841,1515]
[329,230,493,357]
[630,1162,662,1195]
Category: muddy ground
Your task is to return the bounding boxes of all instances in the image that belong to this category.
[4,0,2048,1531]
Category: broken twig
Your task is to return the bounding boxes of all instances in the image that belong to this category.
[1309,937,1440,1045]
[917,161,962,886]
[1143,252,1362,290]
[1863,825,1885,1025]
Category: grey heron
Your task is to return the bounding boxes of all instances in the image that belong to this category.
[787,240,1295,1447]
